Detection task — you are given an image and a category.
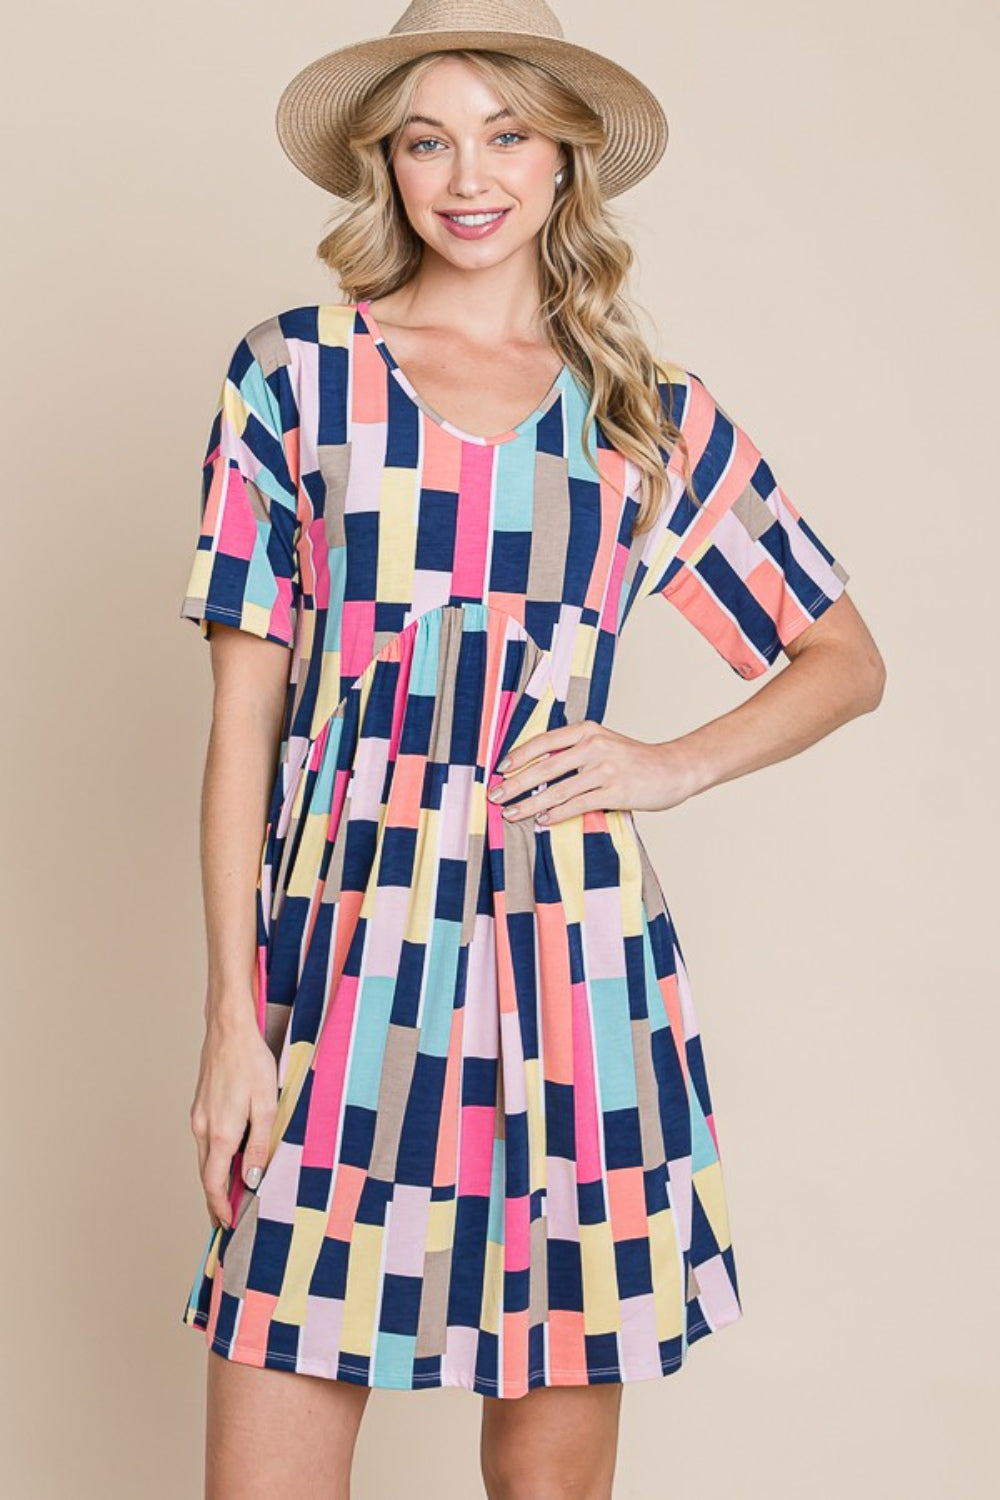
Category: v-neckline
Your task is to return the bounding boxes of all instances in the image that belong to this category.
[355,299,568,447]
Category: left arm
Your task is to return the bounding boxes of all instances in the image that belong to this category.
[489,592,885,823]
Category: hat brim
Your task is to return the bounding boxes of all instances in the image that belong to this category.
[274,29,668,200]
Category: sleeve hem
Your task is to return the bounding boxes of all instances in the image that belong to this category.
[179,600,294,650]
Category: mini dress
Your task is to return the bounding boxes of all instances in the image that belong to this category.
[178,299,850,1398]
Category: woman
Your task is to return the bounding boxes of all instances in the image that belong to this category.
[179,2,885,1495]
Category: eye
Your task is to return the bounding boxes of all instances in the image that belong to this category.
[404,129,528,155]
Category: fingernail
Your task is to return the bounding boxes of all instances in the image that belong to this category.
[245,1164,262,1188]
[497,756,511,772]
[488,786,504,801]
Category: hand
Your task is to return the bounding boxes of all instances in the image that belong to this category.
[189,1005,278,1231]
[488,720,698,826]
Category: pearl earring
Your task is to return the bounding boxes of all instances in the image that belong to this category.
[554,169,565,187]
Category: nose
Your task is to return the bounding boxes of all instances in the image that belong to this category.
[448,143,492,198]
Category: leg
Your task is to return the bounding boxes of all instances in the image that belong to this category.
[480,1382,624,1499]
[205,1348,372,1500]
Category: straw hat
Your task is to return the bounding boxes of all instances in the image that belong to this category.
[274,0,668,200]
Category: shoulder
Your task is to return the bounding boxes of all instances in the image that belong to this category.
[651,358,716,428]
[229,302,357,376]
[651,358,759,476]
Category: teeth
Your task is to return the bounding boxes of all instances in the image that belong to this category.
[445,211,505,225]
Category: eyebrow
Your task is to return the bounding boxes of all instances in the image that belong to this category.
[400,108,516,129]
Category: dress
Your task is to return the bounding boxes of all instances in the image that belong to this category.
[178,298,850,1398]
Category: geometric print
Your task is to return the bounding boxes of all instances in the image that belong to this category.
[178,300,850,1397]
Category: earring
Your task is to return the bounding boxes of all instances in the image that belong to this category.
[554,169,565,187]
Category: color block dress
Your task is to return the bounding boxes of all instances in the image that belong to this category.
[178,299,849,1398]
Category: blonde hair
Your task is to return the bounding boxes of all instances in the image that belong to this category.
[315,48,700,534]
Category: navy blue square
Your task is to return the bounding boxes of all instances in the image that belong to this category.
[379,1272,424,1335]
[357,1175,393,1226]
[577,1177,607,1225]
[342,817,380,891]
[544,1079,575,1160]
[297,1165,332,1211]
[463,1054,499,1107]
[433,857,465,923]
[399,692,435,756]
[343,512,380,598]
[448,1196,490,1326]
[267,1320,301,1366]
[645,1164,670,1216]
[547,1238,584,1312]
[415,490,458,569]
[379,825,418,885]
[339,1102,377,1170]
[489,530,531,593]
[584,1331,621,1380]
[246,1217,294,1296]
[603,1106,644,1170]
[614,1236,653,1297]
[396,1051,447,1187]
[310,1235,350,1299]
[391,939,427,1026]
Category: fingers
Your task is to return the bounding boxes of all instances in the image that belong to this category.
[506,768,608,826]
[201,1128,241,1231]
[190,1102,247,1232]
[240,1092,278,1193]
[534,770,608,825]
[491,734,592,806]
[497,720,598,781]
[189,1029,281,1234]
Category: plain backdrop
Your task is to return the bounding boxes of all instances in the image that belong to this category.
[2,1,997,1495]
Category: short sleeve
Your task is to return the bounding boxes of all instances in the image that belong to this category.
[179,332,301,648]
[641,367,850,680]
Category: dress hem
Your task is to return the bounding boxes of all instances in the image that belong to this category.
[181,1304,742,1397]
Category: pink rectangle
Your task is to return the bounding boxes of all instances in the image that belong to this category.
[504,1192,530,1273]
[571,980,603,1182]
[618,1291,662,1379]
[257,1139,304,1224]
[544,1155,580,1241]
[457,1104,497,1197]
[384,1184,433,1278]
[452,444,494,595]
[583,886,626,980]
[340,600,376,675]
[691,1253,741,1326]
[218,468,257,558]
[302,974,361,1169]
[300,1292,345,1367]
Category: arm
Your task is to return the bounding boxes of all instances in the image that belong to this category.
[489,365,884,821]
[664,589,885,802]
[490,589,885,823]
[188,625,290,1230]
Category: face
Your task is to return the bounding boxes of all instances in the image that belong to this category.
[389,56,566,270]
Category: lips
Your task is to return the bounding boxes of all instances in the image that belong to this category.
[437,208,510,225]
[434,207,512,241]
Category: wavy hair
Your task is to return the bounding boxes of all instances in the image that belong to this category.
[315,48,701,534]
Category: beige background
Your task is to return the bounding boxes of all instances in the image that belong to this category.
[3,1,996,1494]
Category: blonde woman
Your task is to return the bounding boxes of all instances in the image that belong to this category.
[179,2,885,1495]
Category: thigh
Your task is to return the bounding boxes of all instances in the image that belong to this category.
[205,1349,372,1500]
[480,1382,624,1500]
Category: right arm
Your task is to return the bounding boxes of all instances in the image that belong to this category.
[188,622,290,1231]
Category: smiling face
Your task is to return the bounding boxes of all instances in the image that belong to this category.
[388,55,566,272]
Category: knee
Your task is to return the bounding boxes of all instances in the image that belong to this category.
[482,1454,604,1500]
